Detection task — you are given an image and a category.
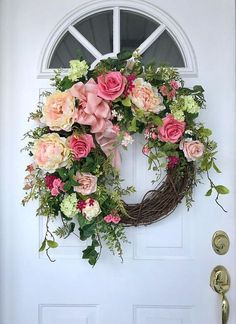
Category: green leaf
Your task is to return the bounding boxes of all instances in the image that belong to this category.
[82,245,99,266]
[152,115,163,126]
[213,162,222,173]
[64,222,75,239]
[39,240,46,252]
[121,97,131,107]
[79,222,96,241]
[63,181,72,191]
[57,168,68,181]
[47,240,59,248]
[215,185,230,195]
[128,118,137,132]
[117,51,132,61]
[205,188,212,196]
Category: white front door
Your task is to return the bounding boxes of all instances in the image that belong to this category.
[0,1,235,324]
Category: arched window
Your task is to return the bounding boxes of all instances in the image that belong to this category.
[39,2,197,77]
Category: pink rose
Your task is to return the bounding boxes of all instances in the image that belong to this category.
[68,134,95,160]
[158,114,185,143]
[73,172,97,195]
[180,139,205,161]
[70,79,111,133]
[97,71,126,100]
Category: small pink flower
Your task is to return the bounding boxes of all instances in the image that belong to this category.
[170,80,180,90]
[88,198,95,206]
[124,74,136,97]
[50,178,65,196]
[112,216,121,224]
[167,156,180,169]
[77,200,87,212]
[97,71,126,100]
[112,124,120,134]
[104,214,121,224]
[68,134,95,160]
[104,214,113,223]
[151,132,158,140]
[142,146,150,155]
[45,175,58,190]
[160,85,168,97]
[158,114,185,143]
[26,164,35,173]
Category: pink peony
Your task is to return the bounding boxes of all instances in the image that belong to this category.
[70,79,111,133]
[41,91,76,131]
[73,172,97,195]
[68,134,95,160]
[158,114,185,143]
[180,139,205,162]
[33,133,70,173]
[130,78,165,114]
[97,71,126,100]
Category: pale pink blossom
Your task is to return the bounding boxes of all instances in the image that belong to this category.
[73,172,97,195]
[180,139,205,161]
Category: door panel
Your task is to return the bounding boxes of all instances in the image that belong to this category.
[0,0,235,323]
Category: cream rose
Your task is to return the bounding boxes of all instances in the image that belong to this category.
[74,172,97,195]
[41,91,76,131]
[180,139,205,161]
[129,78,165,114]
[33,133,70,173]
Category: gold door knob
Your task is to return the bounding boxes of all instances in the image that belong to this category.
[210,265,230,324]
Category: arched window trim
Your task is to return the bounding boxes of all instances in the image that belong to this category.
[38,0,198,79]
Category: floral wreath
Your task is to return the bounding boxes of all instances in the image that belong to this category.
[22,51,229,265]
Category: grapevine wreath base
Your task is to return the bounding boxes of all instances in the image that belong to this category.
[122,164,194,226]
[22,51,228,265]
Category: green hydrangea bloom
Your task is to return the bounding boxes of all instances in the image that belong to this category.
[68,60,88,81]
[170,95,200,118]
[171,109,185,121]
[60,193,78,218]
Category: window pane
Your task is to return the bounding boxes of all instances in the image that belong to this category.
[49,32,95,68]
[74,11,113,55]
[142,30,185,67]
[120,10,159,52]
